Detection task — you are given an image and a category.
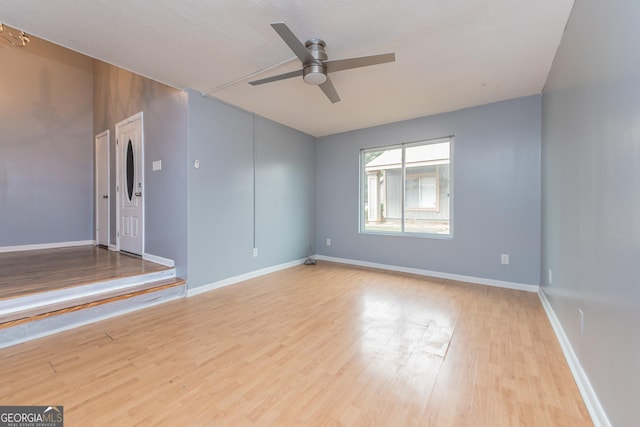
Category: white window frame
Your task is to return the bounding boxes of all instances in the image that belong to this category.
[359,136,453,238]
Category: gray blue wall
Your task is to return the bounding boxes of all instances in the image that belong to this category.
[93,61,189,277]
[0,35,93,246]
[255,116,316,264]
[541,1,640,425]
[187,92,316,289]
[316,96,541,285]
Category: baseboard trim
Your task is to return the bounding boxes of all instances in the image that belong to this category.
[0,240,95,253]
[108,244,118,251]
[315,255,539,292]
[537,289,611,427]
[187,258,307,297]
[142,253,175,267]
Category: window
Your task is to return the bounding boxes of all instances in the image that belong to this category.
[360,137,452,236]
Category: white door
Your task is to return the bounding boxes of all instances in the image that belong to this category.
[95,130,110,247]
[116,113,144,255]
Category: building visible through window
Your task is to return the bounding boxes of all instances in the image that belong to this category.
[361,137,451,236]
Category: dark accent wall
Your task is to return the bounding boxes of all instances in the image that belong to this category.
[0,35,93,246]
[93,61,188,277]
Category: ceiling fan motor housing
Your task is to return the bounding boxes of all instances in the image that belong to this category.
[249,23,395,103]
[303,39,328,85]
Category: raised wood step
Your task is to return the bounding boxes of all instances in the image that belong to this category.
[0,245,172,301]
[0,278,186,328]
[0,277,186,349]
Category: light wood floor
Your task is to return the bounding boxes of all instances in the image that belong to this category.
[0,246,170,300]
[0,263,592,426]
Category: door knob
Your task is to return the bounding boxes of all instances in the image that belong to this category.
[135,192,142,197]
[102,195,108,199]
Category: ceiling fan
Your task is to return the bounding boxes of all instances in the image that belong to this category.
[249,22,395,103]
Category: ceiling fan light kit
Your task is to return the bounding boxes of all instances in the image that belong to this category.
[250,22,395,103]
[303,64,327,85]
[302,39,328,85]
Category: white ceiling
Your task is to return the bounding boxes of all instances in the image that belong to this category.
[2,0,574,137]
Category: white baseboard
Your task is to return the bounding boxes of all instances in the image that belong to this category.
[315,255,539,292]
[0,240,95,253]
[143,253,175,267]
[187,258,307,297]
[108,244,118,251]
[537,289,611,427]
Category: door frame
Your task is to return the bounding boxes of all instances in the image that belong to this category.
[115,111,145,254]
[94,129,110,247]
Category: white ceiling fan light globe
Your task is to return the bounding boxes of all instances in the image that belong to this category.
[303,71,327,85]
[303,62,328,85]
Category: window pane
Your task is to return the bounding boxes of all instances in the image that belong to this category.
[363,148,402,233]
[361,138,451,237]
[384,169,403,220]
[419,176,437,208]
[405,177,419,207]
[126,139,135,202]
[404,142,450,235]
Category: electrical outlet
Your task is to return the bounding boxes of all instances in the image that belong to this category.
[501,254,509,265]
[252,248,258,257]
[326,238,331,246]
[548,269,553,284]
[578,308,584,332]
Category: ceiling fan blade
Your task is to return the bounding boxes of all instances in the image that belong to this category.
[249,69,303,86]
[271,22,317,65]
[319,77,341,103]
[325,52,395,73]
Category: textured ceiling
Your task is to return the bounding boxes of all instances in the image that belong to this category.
[2,0,574,137]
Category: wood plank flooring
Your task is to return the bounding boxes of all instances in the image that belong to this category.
[0,262,593,426]
[0,246,170,300]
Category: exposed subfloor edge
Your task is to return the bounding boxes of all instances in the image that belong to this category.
[0,269,176,315]
[0,283,185,350]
